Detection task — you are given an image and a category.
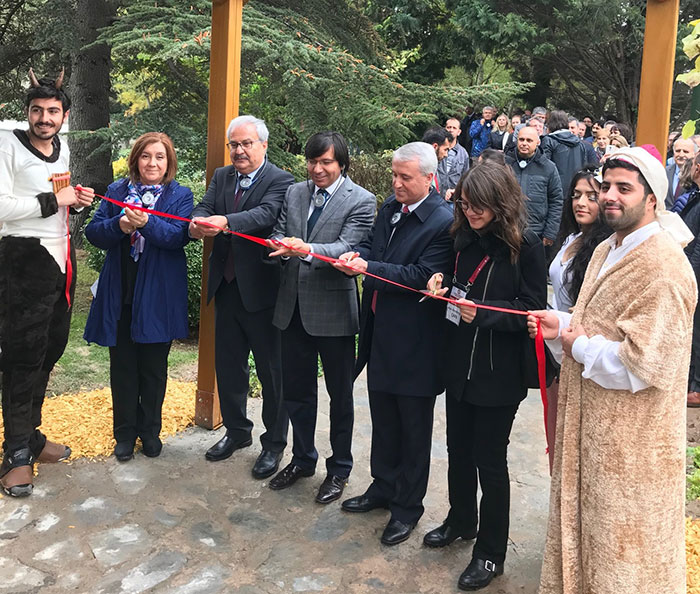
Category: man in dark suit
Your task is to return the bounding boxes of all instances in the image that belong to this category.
[189,115,294,479]
[334,142,454,545]
[666,137,698,209]
[265,132,375,504]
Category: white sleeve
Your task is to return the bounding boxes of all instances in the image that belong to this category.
[544,310,572,365]
[571,334,649,393]
[0,147,42,221]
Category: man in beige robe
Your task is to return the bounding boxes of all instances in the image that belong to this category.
[528,146,697,594]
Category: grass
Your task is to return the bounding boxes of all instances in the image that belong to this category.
[46,251,199,395]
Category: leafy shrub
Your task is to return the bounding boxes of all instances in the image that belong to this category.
[348,151,394,206]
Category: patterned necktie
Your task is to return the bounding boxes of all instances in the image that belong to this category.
[307,189,328,235]
[223,175,250,282]
[233,175,249,212]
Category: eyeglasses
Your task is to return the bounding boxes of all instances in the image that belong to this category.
[307,159,338,167]
[226,139,262,150]
[455,199,484,215]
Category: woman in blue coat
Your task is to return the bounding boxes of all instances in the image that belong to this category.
[84,132,193,461]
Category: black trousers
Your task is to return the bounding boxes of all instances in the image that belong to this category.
[109,306,171,443]
[0,237,75,455]
[281,305,354,477]
[690,302,700,392]
[365,390,436,524]
[445,397,519,563]
[214,278,287,452]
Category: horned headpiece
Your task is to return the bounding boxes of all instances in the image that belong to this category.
[28,67,64,89]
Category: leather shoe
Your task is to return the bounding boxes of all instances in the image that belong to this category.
[341,494,388,513]
[205,432,252,462]
[114,441,135,462]
[458,558,504,591]
[0,448,34,497]
[36,440,71,463]
[252,450,283,479]
[689,392,700,407]
[423,522,477,547]
[381,518,415,546]
[315,474,347,504]
[269,463,314,490]
[141,437,162,458]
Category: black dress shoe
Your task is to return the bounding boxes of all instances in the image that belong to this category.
[341,494,388,513]
[458,558,504,591]
[252,450,283,479]
[423,522,477,547]
[205,433,252,462]
[315,474,347,504]
[269,463,314,490]
[141,437,162,458]
[114,441,135,462]
[381,518,415,546]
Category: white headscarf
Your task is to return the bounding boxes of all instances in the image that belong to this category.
[607,146,694,247]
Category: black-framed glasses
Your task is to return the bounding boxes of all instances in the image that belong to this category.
[455,199,484,215]
[226,139,262,150]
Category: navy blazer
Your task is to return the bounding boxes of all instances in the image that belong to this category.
[191,161,294,311]
[83,178,193,346]
[354,191,454,397]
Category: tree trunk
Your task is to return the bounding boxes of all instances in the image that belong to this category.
[68,0,116,246]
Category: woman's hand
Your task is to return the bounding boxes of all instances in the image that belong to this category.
[124,207,149,229]
[426,272,449,297]
[119,215,135,234]
[456,298,477,323]
[526,310,559,340]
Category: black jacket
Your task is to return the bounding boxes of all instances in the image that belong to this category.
[489,130,514,152]
[441,228,547,406]
[540,130,592,195]
[681,186,700,277]
[506,150,563,241]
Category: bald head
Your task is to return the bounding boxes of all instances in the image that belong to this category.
[517,125,540,159]
[674,138,698,168]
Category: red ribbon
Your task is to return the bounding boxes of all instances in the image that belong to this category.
[88,190,549,443]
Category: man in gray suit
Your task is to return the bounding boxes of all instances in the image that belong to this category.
[266,131,375,504]
[666,137,698,208]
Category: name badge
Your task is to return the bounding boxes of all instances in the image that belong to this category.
[446,285,466,326]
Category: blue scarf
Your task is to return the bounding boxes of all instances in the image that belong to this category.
[124,182,164,261]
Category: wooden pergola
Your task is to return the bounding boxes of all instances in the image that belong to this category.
[194,0,681,428]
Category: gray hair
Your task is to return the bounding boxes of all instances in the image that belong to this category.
[674,136,699,153]
[483,105,496,112]
[532,106,547,116]
[226,115,269,142]
[393,142,438,175]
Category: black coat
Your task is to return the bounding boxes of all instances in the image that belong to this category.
[441,228,547,406]
[191,161,294,309]
[355,191,454,397]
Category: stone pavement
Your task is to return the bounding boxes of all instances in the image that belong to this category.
[0,374,550,594]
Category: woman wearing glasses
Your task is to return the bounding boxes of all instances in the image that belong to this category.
[84,132,193,462]
[423,161,547,591]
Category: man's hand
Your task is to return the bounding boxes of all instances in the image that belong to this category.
[480,118,485,126]
[332,251,366,276]
[426,272,449,297]
[561,325,587,358]
[456,298,477,323]
[119,215,135,234]
[124,207,148,229]
[75,185,95,207]
[267,236,311,258]
[190,216,228,238]
[445,189,455,201]
[526,310,560,340]
[543,237,554,247]
[55,186,78,207]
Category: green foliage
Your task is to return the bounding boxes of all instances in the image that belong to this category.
[348,151,394,206]
[688,446,700,500]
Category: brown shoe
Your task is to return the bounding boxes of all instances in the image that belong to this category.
[37,440,71,463]
[0,466,33,497]
[688,392,700,408]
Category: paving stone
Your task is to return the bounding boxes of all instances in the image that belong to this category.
[0,506,32,538]
[190,521,229,548]
[54,572,82,590]
[227,507,272,533]
[152,507,183,528]
[34,513,60,533]
[306,507,349,542]
[109,464,150,495]
[118,550,187,594]
[168,564,229,594]
[71,496,129,525]
[88,524,151,567]
[292,574,335,591]
[33,537,84,564]
[0,557,49,591]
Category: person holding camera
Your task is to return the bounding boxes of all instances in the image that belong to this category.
[468,106,495,160]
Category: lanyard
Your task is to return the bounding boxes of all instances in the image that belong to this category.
[453,253,491,291]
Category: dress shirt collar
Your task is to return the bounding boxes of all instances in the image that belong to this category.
[314,175,345,198]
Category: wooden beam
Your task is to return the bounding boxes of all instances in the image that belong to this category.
[636,0,680,152]
[195,0,246,429]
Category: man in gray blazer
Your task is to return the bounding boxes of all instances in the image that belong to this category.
[266,131,375,504]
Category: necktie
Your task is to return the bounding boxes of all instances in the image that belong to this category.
[223,176,250,282]
[373,205,411,312]
[307,189,328,236]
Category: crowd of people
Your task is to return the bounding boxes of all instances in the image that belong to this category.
[1,72,699,594]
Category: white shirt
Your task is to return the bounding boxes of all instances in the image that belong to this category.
[546,222,660,392]
[549,232,580,312]
[301,175,346,262]
[0,131,71,272]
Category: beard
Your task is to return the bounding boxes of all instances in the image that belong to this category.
[603,196,648,232]
[28,121,59,141]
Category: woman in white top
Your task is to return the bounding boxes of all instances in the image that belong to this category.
[489,114,513,152]
[546,167,611,469]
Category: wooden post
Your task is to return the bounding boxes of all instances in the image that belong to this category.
[195,0,247,429]
[636,0,680,152]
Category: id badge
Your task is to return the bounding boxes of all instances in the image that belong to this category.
[446,285,466,325]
